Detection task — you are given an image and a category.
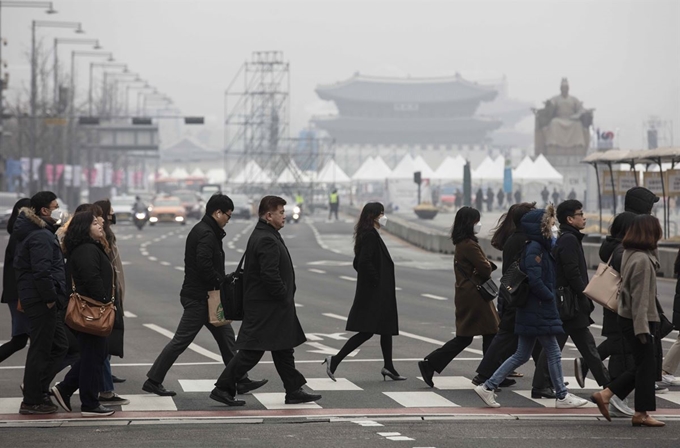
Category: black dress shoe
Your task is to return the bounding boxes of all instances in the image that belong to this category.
[418,360,435,388]
[531,387,556,399]
[284,388,321,404]
[111,375,126,384]
[499,378,516,388]
[210,387,246,406]
[472,375,487,386]
[142,379,177,397]
[236,378,269,395]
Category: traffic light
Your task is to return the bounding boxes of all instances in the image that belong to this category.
[414,171,422,185]
[184,116,204,125]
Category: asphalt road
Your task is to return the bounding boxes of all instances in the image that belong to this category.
[0,212,679,445]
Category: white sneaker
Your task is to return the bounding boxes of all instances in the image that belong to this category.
[555,393,588,408]
[474,384,500,408]
[655,383,669,394]
[661,374,680,387]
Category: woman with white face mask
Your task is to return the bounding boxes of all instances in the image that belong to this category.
[323,202,405,382]
[418,206,500,388]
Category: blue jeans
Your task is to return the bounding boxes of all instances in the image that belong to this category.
[485,334,568,400]
[102,356,113,392]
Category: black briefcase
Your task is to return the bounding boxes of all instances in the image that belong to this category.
[221,252,246,321]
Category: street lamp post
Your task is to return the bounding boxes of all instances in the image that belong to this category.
[53,38,100,108]
[88,61,125,116]
[29,20,83,194]
[102,71,138,118]
[0,1,56,188]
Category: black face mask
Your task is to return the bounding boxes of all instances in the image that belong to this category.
[110,214,117,225]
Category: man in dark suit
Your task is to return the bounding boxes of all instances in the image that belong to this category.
[211,196,321,406]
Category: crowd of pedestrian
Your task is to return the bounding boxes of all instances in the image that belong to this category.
[0,186,678,427]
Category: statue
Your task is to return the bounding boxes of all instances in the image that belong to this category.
[534,78,593,155]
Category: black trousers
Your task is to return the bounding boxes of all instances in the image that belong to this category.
[215,348,306,396]
[476,328,542,379]
[597,335,634,380]
[533,326,610,389]
[60,331,108,409]
[22,301,68,405]
[328,204,339,220]
[147,296,237,384]
[426,334,494,374]
[608,317,657,412]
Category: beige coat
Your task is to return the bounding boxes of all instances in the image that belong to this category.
[619,249,660,336]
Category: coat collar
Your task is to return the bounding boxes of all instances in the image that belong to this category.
[201,214,226,240]
[559,223,584,242]
[256,218,282,239]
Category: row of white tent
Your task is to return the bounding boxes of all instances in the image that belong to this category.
[159,154,563,185]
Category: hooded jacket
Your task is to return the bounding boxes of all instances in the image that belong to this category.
[514,206,564,336]
[624,187,659,215]
[13,207,67,308]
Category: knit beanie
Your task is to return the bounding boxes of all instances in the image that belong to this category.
[624,187,659,215]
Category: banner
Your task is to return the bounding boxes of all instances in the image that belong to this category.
[665,170,680,196]
[643,172,664,195]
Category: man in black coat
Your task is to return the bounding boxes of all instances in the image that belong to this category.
[13,191,68,414]
[144,194,266,397]
[532,200,611,397]
[212,196,321,406]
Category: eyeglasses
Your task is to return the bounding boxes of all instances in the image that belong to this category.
[572,212,584,217]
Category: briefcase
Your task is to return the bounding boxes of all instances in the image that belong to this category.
[221,252,246,321]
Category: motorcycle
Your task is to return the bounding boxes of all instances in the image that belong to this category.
[133,211,148,230]
[291,205,302,224]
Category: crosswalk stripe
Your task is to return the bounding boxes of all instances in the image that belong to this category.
[305,378,363,391]
[512,390,597,408]
[121,394,177,411]
[143,323,222,362]
[253,393,322,410]
[383,391,459,408]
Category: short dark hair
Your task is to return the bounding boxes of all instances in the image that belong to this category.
[451,206,480,245]
[258,195,286,217]
[30,191,57,214]
[205,194,234,216]
[622,214,662,251]
[556,199,583,225]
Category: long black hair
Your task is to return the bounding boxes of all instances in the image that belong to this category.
[94,199,116,246]
[7,198,31,234]
[609,211,636,240]
[490,202,536,250]
[451,206,480,245]
[353,202,384,255]
[63,212,98,257]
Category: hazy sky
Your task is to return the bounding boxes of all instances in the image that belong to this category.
[3,0,679,150]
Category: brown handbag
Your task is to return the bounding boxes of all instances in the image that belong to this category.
[65,268,116,337]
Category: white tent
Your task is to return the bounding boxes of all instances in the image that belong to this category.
[472,156,503,181]
[206,168,226,184]
[352,156,392,181]
[190,167,206,178]
[317,159,351,183]
[157,167,170,178]
[522,154,563,182]
[231,160,272,184]
[512,155,534,180]
[277,160,310,184]
[413,155,436,179]
[433,155,466,181]
[387,154,416,180]
[170,167,189,180]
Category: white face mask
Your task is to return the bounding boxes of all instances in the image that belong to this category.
[551,224,559,237]
[473,222,482,235]
[50,209,62,222]
[378,215,387,227]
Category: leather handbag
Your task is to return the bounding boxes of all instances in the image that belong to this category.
[500,260,529,308]
[556,286,579,321]
[221,252,246,321]
[583,256,620,312]
[65,272,116,337]
[455,262,498,302]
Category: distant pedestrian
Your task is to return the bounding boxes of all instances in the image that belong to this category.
[591,215,665,427]
[143,194,266,398]
[475,188,484,212]
[568,189,577,200]
[0,198,31,364]
[418,206,499,387]
[514,189,522,204]
[329,189,340,220]
[473,206,588,409]
[506,191,513,206]
[14,191,68,415]
[552,188,560,205]
[486,187,494,212]
[497,188,505,210]
[454,189,463,211]
[324,203,404,382]
[541,187,549,206]
[212,196,321,406]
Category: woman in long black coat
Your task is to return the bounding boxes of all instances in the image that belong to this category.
[323,202,404,381]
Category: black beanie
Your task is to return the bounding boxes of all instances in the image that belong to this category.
[624,187,659,215]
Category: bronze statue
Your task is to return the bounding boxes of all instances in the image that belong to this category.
[534,78,593,155]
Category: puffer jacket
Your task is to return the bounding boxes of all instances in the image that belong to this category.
[514,207,564,337]
[13,207,67,308]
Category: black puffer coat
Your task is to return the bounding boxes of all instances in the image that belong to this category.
[13,207,67,308]
[554,224,594,332]
[180,215,226,301]
[68,240,114,304]
[497,230,529,332]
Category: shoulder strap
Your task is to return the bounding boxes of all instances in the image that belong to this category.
[236,251,247,271]
[454,261,478,287]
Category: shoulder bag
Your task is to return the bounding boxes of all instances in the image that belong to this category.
[499,241,530,308]
[221,252,247,321]
[583,255,620,312]
[455,261,498,302]
[65,266,116,337]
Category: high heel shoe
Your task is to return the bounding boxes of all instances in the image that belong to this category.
[322,356,336,382]
[381,367,407,381]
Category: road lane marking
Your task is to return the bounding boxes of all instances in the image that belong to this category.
[123,311,137,318]
[421,293,447,301]
[383,392,459,408]
[352,420,383,427]
[322,313,482,355]
[339,276,356,282]
[175,266,184,271]
[143,323,222,362]
[309,269,326,274]
[308,260,353,266]
[160,261,171,266]
[148,256,157,261]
